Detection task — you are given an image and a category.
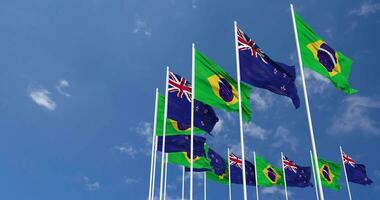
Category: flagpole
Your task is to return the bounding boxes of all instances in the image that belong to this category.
[159,67,170,200]
[290,4,324,200]
[228,148,232,200]
[149,89,159,200]
[164,154,168,200]
[340,146,353,200]
[281,152,289,200]
[253,151,259,200]
[182,166,185,200]
[310,150,319,200]
[204,172,207,200]
[152,136,158,200]
[190,43,195,200]
[234,20,248,200]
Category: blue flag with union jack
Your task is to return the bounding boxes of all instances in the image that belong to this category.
[157,135,206,157]
[283,155,312,187]
[229,153,256,185]
[342,151,373,185]
[237,27,300,108]
[167,72,219,133]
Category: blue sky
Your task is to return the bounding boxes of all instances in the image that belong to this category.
[0,0,379,199]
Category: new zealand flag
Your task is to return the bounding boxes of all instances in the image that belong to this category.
[167,72,219,133]
[157,135,206,157]
[229,153,256,185]
[283,155,312,187]
[185,147,227,176]
[237,27,300,108]
[342,151,373,185]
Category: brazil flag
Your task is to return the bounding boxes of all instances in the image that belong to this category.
[294,12,357,94]
[167,151,212,170]
[256,155,284,187]
[155,95,203,136]
[317,158,342,190]
[195,50,252,122]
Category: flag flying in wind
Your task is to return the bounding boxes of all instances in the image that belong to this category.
[195,50,252,122]
[157,135,206,156]
[256,155,284,187]
[205,147,229,185]
[167,143,212,170]
[229,153,256,185]
[237,27,300,108]
[342,150,373,185]
[155,95,203,136]
[294,12,357,94]
[317,158,342,190]
[167,71,219,133]
[283,155,312,187]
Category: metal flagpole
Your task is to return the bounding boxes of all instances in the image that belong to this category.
[233,20,248,200]
[228,148,232,200]
[159,67,170,200]
[190,43,195,200]
[310,150,319,200]
[151,136,158,200]
[281,152,289,200]
[182,166,185,200]
[290,4,324,200]
[204,172,207,200]
[253,152,259,200]
[164,154,168,200]
[340,146,353,200]
[148,89,159,200]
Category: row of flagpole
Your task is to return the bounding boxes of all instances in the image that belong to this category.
[145,4,356,200]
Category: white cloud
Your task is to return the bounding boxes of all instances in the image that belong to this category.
[328,96,380,135]
[136,122,153,143]
[271,126,298,152]
[124,177,141,184]
[213,119,224,135]
[244,122,269,140]
[56,79,71,97]
[303,68,330,94]
[350,1,380,16]
[133,19,152,37]
[83,176,100,191]
[115,143,138,158]
[29,88,56,111]
[251,91,275,111]
[261,187,292,198]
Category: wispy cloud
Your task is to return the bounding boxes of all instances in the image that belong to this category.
[251,91,275,111]
[56,79,71,97]
[136,122,153,143]
[324,28,333,39]
[261,187,292,198]
[124,176,141,184]
[114,143,138,158]
[133,19,152,37]
[328,96,380,135]
[213,119,224,135]
[271,126,298,151]
[29,88,56,111]
[244,122,269,140]
[349,1,380,16]
[303,68,330,94]
[83,176,100,191]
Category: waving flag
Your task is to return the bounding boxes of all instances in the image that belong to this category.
[229,153,256,185]
[195,50,252,122]
[168,151,212,170]
[155,95,203,136]
[294,13,357,94]
[283,155,312,187]
[157,135,206,156]
[342,151,373,185]
[317,158,342,190]
[237,27,300,108]
[256,155,284,187]
[205,147,229,185]
[167,71,219,133]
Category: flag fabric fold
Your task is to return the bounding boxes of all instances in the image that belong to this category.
[195,50,252,122]
[256,155,284,187]
[294,12,357,94]
[237,27,300,108]
[157,135,206,156]
[317,158,342,190]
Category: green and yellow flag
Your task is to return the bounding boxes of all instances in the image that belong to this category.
[295,13,358,94]
[167,151,212,170]
[155,95,203,136]
[256,155,284,187]
[195,50,252,122]
[206,168,229,185]
[317,158,342,190]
